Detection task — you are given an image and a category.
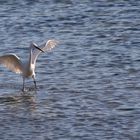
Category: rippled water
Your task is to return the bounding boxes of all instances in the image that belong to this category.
[0,0,140,139]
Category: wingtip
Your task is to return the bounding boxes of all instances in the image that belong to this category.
[48,39,59,45]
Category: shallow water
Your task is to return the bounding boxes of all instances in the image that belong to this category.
[0,0,140,139]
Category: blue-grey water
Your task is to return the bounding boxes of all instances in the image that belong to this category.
[0,0,140,139]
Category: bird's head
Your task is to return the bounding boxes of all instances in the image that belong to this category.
[30,42,44,52]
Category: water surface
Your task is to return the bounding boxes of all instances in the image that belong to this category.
[0,0,140,139]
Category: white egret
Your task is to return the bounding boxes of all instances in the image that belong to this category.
[0,39,58,91]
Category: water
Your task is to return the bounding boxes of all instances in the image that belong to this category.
[0,0,140,139]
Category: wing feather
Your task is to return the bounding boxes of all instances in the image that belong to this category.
[32,39,58,64]
[0,54,23,74]
[41,39,59,52]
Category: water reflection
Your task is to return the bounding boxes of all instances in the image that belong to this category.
[0,91,37,116]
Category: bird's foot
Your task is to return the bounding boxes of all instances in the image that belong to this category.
[22,87,26,92]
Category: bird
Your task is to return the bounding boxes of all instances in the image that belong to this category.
[0,39,58,91]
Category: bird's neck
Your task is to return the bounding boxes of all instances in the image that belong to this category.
[28,48,33,69]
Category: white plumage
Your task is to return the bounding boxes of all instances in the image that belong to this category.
[0,39,58,91]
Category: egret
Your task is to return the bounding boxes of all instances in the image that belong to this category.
[0,39,58,91]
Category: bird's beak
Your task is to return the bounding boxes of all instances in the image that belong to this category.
[34,45,44,52]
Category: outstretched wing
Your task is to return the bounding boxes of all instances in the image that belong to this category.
[0,54,23,74]
[41,39,58,52]
[32,39,58,64]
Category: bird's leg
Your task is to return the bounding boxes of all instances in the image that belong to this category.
[32,75,37,89]
[22,77,25,92]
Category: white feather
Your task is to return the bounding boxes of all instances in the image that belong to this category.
[0,54,22,74]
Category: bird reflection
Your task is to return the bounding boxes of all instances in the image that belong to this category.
[0,91,37,114]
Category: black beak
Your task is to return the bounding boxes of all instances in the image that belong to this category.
[34,45,44,52]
